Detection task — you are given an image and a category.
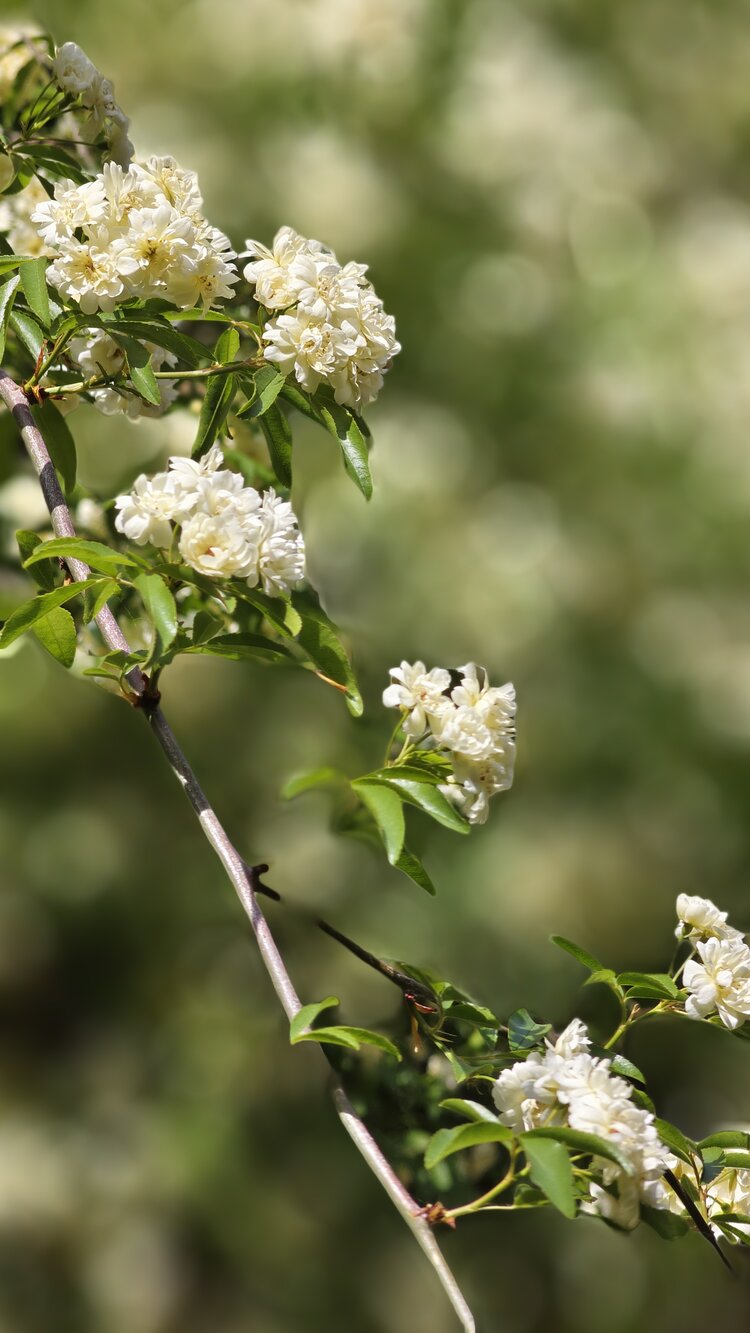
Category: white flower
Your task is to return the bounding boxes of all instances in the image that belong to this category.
[32,179,107,248]
[0,177,54,257]
[246,226,400,410]
[243,226,331,310]
[52,41,99,95]
[683,936,750,1029]
[382,660,452,736]
[548,1018,590,1060]
[178,509,261,581]
[114,472,185,548]
[707,1168,750,1238]
[255,489,306,597]
[675,893,743,943]
[47,236,124,313]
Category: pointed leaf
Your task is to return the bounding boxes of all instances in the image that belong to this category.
[439,1099,502,1125]
[192,371,237,458]
[16,529,55,590]
[258,401,293,487]
[9,308,44,362]
[393,843,436,895]
[111,333,161,406]
[237,365,286,418]
[352,780,405,863]
[521,1126,636,1177]
[653,1119,698,1166]
[425,1122,513,1171]
[185,632,292,662]
[24,537,137,577]
[365,773,469,834]
[133,573,177,657]
[293,1025,401,1060]
[31,605,76,667]
[520,1134,576,1218]
[0,272,20,359]
[317,393,372,498]
[281,767,349,799]
[508,1008,552,1052]
[19,256,50,327]
[292,589,362,715]
[0,577,105,648]
[289,996,339,1042]
[550,936,605,974]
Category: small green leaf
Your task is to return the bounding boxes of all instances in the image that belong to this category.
[317,392,372,498]
[363,772,469,835]
[653,1119,698,1166]
[16,529,55,590]
[393,843,436,895]
[292,588,362,716]
[353,780,404,862]
[618,972,681,1000]
[191,610,224,644]
[112,333,161,406]
[641,1205,691,1239]
[242,587,302,637]
[722,1151,750,1168]
[193,371,237,458]
[185,632,292,662]
[258,401,293,487]
[30,605,76,667]
[82,578,119,624]
[289,996,339,1042]
[98,314,207,367]
[293,1025,401,1060]
[19,256,50,327]
[133,573,177,658]
[608,1054,646,1084]
[237,365,285,418]
[550,936,605,974]
[214,326,240,364]
[700,1131,750,1151]
[0,272,20,359]
[280,381,325,424]
[439,1099,501,1125]
[9,308,44,363]
[0,577,105,648]
[24,538,137,577]
[29,400,77,495]
[519,1134,576,1218]
[425,1122,512,1171]
[508,1008,552,1051]
[281,767,349,799]
[521,1126,636,1177]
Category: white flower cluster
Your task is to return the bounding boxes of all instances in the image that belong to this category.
[67,330,178,420]
[33,158,238,314]
[0,176,50,257]
[676,894,750,1030]
[493,1019,677,1230]
[114,444,305,599]
[243,226,399,411]
[52,41,132,167]
[383,660,516,824]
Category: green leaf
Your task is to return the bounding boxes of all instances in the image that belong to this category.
[29,400,76,495]
[237,365,286,418]
[608,1054,646,1083]
[653,1119,698,1166]
[281,767,349,799]
[519,1134,576,1218]
[0,272,20,359]
[393,843,436,895]
[185,632,292,663]
[15,529,55,590]
[521,1126,636,1177]
[191,609,224,644]
[352,780,404,862]
[258,401,293,487]
[293,1025,401,1060]
[280,381,325,424]
[9,308,44,363]
[193,371,237,458]
[439,1099,502,1125]
[133,573,177,658]
[289,996,339,1042]
[24,537,137,577]
[292,589,362,716]
[112,333,161,406]
[242,587,302,637]
[31,605,76,667]
[508,1008,552,1052]
[425,1122,512,1171]
[550,936,605,973]
[19,256,50,328]
[82,578,119,624]
[96,313,210,367]
[0,577,106,648]
[362,771,469,834]
[722,1151,750,1168]
[214,326,240,364]
[618,972,681,1000]
[700,1131,750,1151]
[317,393,372,498]
[641,1205,691,1239]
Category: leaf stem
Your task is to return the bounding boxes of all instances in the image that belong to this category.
[444,1149,519,1221]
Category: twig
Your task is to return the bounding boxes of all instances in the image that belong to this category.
[0,370,477,1333]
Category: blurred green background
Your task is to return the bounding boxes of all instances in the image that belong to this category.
[2,0,750,1328]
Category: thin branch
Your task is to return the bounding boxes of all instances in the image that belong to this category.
[0,370,476,1333]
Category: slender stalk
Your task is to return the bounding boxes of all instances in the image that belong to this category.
[44,358,264,398]
[0,370,476,1333]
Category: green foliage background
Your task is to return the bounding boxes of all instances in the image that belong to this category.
[2,0,750,1327]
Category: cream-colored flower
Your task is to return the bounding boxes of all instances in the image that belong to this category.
[675,893,743,943]
[683,936,750,1029]
[178,509,261,580]
[382,660,452,736]
[114,472,184,548]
